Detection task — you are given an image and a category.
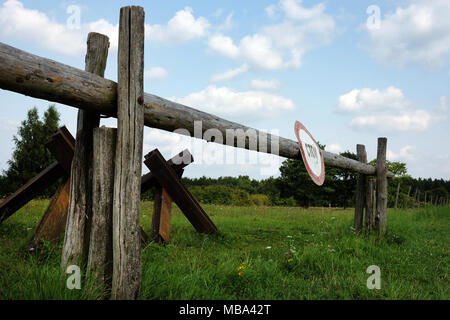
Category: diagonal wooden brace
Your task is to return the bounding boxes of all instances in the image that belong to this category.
[144,149,217,234]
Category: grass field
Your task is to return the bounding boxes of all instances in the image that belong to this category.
[0,200,448,300]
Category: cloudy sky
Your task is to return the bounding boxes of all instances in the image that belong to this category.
[0,0,449,180]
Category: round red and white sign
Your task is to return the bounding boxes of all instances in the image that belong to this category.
[294,121,325,186]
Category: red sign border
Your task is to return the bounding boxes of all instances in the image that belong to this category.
[294,121,325,186]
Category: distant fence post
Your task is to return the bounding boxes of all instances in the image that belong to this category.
[375,137,388,237]
[424,192,427,205]
[354,144,367,234]
[404,186,411,209]
[62,32,110,270]
[394,182,400,209]
[365,178,376,232]
[112,6,145,300]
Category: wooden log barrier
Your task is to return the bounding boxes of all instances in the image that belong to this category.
[112,6,145,300]
[354,144,367,234]
[87,127,116,288]
[375,138,388,237]
[62,32,110,270]
[144,149,217,234]
[0,42,395,178]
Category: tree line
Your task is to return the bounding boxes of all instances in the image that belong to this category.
[1,106,449,208]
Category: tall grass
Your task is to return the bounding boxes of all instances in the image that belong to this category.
[0,201,448,299]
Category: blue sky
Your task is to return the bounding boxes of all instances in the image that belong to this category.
[0,0,449,180]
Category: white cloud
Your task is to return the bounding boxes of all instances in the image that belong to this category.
[350,110,432,132]
[361,0,450,68]
[171,85,295,119]
[147,7,210,44]
[210,64,248,83]
[337,86,409,113]
[0,118,20,131]
[208,0,335,70]
[251,79,279,90]
[325,143,343,154]
[88,19,119,50]
[0,0,85,55]
[387,146,415,161]
[145,67,168,80]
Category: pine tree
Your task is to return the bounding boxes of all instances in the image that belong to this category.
[0,105,60,197]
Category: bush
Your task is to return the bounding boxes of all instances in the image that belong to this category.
[250,194,271,206]
[231,189,251,206]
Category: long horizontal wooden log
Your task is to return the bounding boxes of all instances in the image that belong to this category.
[0,42,393,177]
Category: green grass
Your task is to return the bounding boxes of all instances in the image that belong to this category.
[0,200,448,299]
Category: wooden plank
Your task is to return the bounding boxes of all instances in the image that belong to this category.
[0,42,395,177]
[144,149,217,234]
[112,6,145,300]
[87,127,116,288]
[62,32,110,270]
[353,144,367,234]
[45,126,75,173]
[0,162,65,224]
[28,178,70,247]
[375,138,388,237]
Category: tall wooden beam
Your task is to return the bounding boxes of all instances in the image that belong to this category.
[365,178,376,233]
[354,144,367,234]
[61,33,110,270]
[376,138,388,237]
[0,42,395,177]
[112,6,145,300]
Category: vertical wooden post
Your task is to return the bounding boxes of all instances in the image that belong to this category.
[62,33,110,269]
[394,182,400,209]
[354,144,367,234]
[417,190,421,207]
[112,6,145,300]
[424,192,427,205]
[365,178,375,232]
[87,127,116,289]
[376,137,388,237]
[404,186,411,209]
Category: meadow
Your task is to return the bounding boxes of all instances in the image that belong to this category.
[0,200,448,300]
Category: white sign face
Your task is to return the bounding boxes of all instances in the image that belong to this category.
[299,129,322,177]
[294,121,325,186]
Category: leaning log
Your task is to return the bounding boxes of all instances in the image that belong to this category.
[0,41,393,177]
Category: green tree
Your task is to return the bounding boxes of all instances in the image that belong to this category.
[0,106,60,197]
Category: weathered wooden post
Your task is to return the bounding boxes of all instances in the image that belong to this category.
[354,144,367,234]
[365,178,376,232]
[111,6,145,300]
[394,182,400,209]
[62,33,110,269]
[404,186,411,209]
[87,127,116,288]
[376,138,388,237]
[424,192,427,205]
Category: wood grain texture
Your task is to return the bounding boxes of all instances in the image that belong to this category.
[144,149,217,234]
[354,144,367,235]
[151,187,173,244]
[376,138,388,237]
[87,127,116,289]
[61,33,110,270]
[28,178,70,247]
[0,42,394,177]
[112,6,145,300]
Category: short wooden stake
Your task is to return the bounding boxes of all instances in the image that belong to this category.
[375,137,388,237]
[404,186,411,209]
[112,6,145,300]
[87,127,116,289]
[62,32,110,269]
[354,144,367,234]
